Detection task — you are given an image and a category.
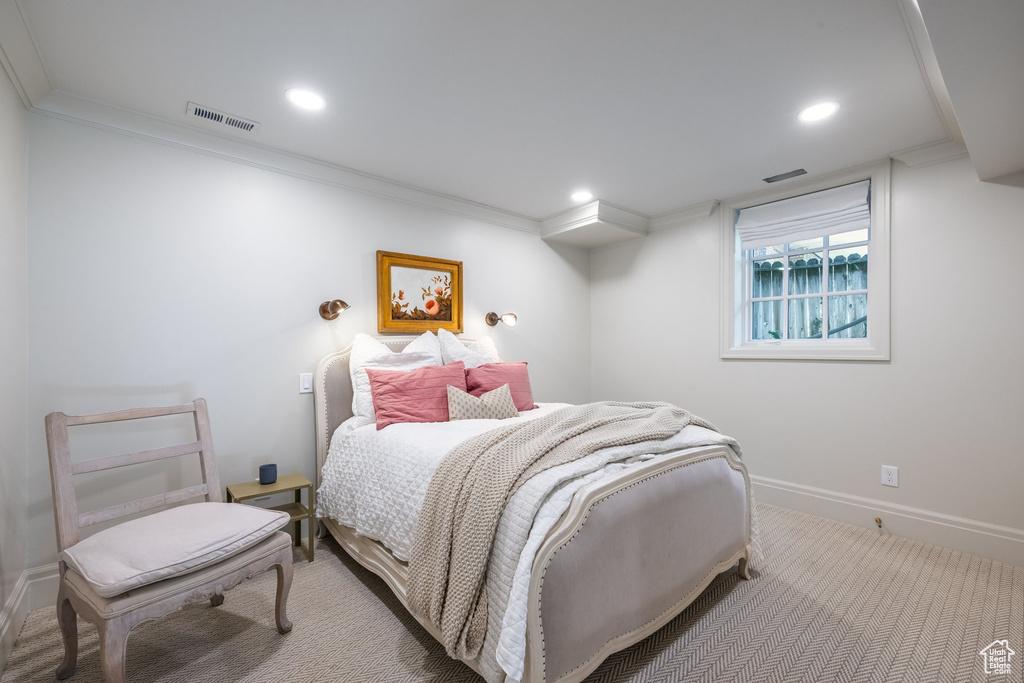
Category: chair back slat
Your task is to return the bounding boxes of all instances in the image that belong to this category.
[65,403,197,426]
[70,440,203,475]
[45,399,222,552]
[77,484,211,528]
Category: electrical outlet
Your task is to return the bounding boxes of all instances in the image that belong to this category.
[299,372,313,394]
[881,465,899,487]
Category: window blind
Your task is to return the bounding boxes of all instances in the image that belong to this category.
[736,179,870,250]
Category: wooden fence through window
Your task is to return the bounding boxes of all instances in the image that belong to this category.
[752,254,867,339]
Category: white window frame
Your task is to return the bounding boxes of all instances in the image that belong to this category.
[720,159,891,361]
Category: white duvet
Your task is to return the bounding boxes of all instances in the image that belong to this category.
[317,404,742,682]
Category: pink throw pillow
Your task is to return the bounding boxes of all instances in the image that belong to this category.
[367,361,467,430]
[465,362,537,411]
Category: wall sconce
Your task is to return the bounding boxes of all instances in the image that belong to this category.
[319,299,350,320]
[485,312,517,327]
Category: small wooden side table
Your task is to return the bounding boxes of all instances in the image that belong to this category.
[227,472,314,562]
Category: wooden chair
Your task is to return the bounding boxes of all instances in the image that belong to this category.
[45,399,294,683]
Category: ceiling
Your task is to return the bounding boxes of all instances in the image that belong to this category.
[0,1,1019,235]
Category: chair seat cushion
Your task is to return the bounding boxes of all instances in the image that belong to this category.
[63,531,293,618]
[62,502,290,598]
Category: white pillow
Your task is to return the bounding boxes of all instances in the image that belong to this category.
[62,502,289,598]
[349,332,442,419]
[436,328,501,368]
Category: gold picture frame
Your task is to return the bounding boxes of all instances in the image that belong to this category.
[377,251,463,334]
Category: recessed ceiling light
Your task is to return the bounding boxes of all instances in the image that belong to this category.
[286,88,326,111]
[798,101,839,123]
[571,190,594,203]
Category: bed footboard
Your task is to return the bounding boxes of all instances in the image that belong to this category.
[525,447,751,683]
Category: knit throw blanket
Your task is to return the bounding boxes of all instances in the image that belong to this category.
[406,401,718,660]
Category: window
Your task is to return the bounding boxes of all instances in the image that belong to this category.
[720,161,890,361]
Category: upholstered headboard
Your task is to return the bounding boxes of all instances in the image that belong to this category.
[312,336,479,489]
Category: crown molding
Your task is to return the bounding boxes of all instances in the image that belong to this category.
[0,0,52,108]
[0,0,547,235]
[890,138,969,169]
[34,90,733,247]
[896,0,963,145]
[649,200,720,231]
[31,91,544,234]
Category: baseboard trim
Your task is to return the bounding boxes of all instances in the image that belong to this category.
[25,564,60,612]
[0,562,60,674]
[751,475,1024,567]
[0,571,29,676]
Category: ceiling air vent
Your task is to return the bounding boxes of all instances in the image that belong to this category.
[186,102,261,134]
[763,168,807,183]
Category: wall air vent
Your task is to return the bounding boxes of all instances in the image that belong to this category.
[763,168,807,184]
[186,102,261,134]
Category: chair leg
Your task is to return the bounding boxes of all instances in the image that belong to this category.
[210,594,224,607]
[55,582,78,680]
[98,618,130,683]
[275,560,293,634]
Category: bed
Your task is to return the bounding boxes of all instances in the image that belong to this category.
[313,334,755,683]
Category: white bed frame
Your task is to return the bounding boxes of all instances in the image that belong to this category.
[314,337,753,683]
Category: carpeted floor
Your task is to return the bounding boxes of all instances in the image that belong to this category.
[3,503,1021,682]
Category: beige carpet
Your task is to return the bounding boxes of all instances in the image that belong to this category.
[3,503,1021,682]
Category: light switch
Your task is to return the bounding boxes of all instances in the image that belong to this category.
[299,373,313,394]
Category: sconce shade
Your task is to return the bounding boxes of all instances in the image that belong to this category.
[485,312,517,327]
[319,299,350,320]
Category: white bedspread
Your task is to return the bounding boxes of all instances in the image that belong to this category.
[317,404,744,682]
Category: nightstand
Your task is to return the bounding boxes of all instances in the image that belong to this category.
[227,472,314,562]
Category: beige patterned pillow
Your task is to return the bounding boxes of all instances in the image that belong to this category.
[447,383,519,421]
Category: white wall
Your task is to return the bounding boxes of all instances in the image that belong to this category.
[13,107,1024,607]
[590,157,1024,563]
[24,113,591,568]
[0,67,28,667]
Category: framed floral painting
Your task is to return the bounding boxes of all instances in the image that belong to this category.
[376,251,463,334]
